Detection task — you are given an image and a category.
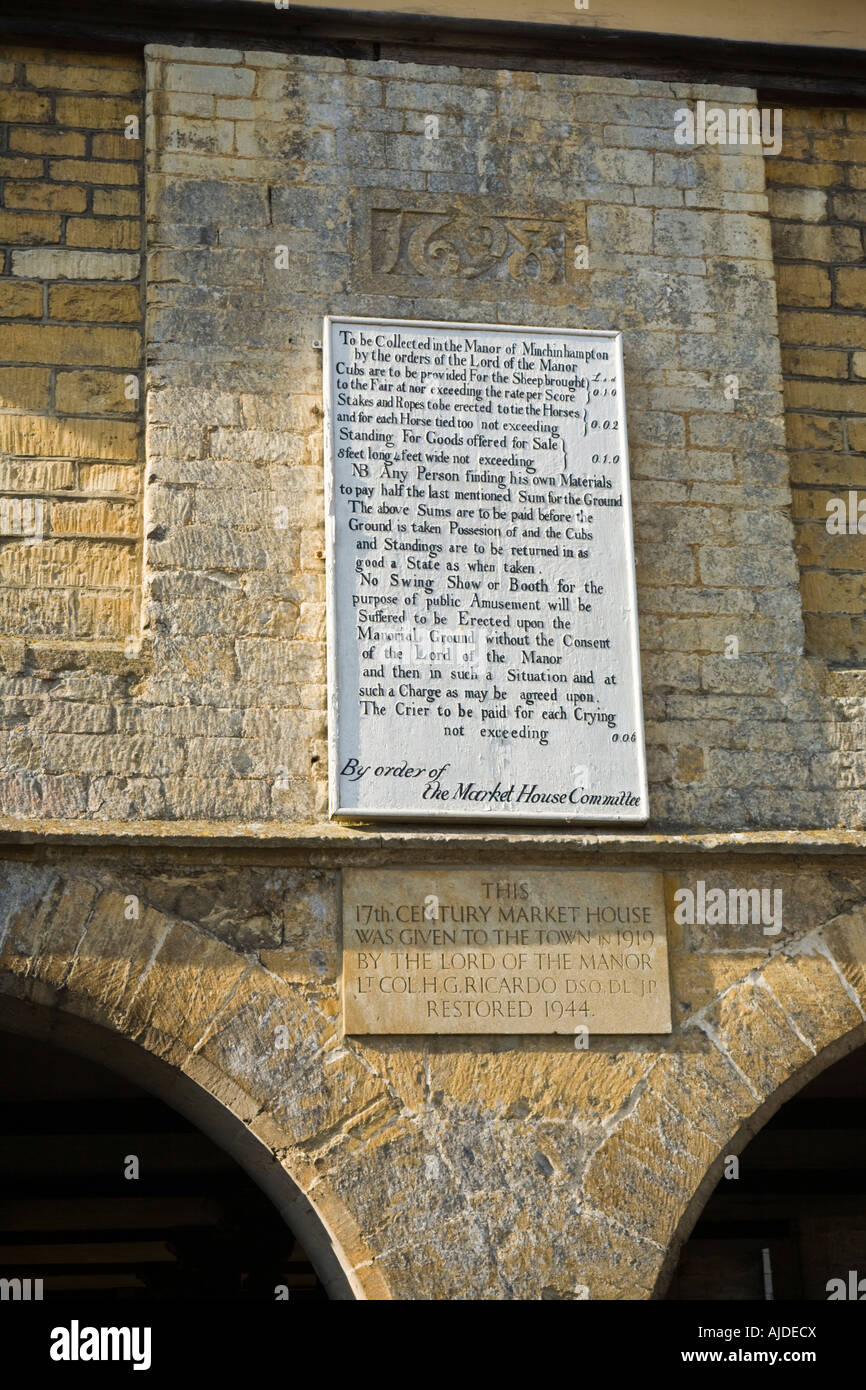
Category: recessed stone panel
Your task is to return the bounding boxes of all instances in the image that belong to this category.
[342,866,672,1034]
[351,190,589,305]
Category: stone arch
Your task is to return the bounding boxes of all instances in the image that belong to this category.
[0,860,393,1300]
[577,901,866,1300]
[653,1022,866,1299]
[3,857,865,1301]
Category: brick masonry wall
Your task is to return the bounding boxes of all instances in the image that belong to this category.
[0,46,143,647]
[0,41,864,828]
[767,109,866,668]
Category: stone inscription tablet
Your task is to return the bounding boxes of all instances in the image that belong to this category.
[324,316,648,822]
[342,868,672,1035]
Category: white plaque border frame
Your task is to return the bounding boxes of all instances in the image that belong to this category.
[324,315,649,825]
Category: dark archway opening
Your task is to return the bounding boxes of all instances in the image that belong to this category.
[0,1028,326,1301]
[667,1043,866,1300]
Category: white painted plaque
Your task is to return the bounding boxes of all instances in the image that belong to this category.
[324,316,648,822]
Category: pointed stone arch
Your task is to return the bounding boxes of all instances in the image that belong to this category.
[0,860,393,1300]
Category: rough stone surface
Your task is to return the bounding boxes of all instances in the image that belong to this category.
[768,109,866,669]
[1,848,864,1298]
[0,46,143,648]
[1,41,866,1303]
[0,48,862,827]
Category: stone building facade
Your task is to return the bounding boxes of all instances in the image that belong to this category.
[1,8,865,1300]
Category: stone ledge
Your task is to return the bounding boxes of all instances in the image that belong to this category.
[0,638,152,676]
[0,818,865,857]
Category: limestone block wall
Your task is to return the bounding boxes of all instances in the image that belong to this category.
[0,46,144,648]
[0,41,863,829]
[767,108,866,667]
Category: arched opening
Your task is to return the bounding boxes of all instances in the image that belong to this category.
[667,1042,866,1300]
[0,995,358,1299]
[0,1027,326,1300]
